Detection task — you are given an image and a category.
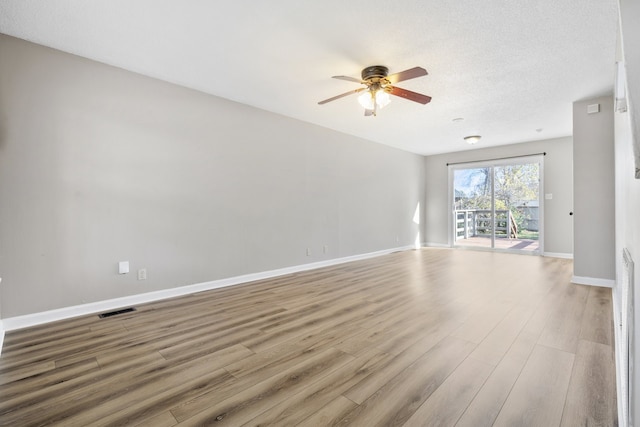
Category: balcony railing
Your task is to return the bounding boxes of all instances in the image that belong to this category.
[455,209,518,240]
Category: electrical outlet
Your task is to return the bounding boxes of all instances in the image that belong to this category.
[137,268,147,281]
[323,245,328,254]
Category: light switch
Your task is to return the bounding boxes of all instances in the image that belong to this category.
[118,261,130,274]
[545,193,553,200]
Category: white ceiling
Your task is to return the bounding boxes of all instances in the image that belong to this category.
[0,0,619,155]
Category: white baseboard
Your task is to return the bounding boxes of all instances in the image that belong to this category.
[424,242,451,248]
[1,245,416,333]
[571,275,615,288]
[543,252,574,259]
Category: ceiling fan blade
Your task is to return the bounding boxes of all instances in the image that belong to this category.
[318,88,366,105]
[389,86,432,104]
[332,75,362,83]
[387,66,428,84]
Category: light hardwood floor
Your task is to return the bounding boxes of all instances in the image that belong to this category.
[0,248,617,426]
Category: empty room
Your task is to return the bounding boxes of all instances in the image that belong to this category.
[0,1,639,426]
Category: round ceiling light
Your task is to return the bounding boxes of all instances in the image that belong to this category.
[464,135,482,145]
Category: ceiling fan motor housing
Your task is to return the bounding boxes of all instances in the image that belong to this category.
[361,65,389,81]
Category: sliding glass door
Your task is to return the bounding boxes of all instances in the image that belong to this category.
[450,156,543,254]
[453,167,494,249]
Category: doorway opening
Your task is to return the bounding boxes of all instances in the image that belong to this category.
[449,155,543,254]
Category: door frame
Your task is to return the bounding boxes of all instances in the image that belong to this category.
[447,155,545,255]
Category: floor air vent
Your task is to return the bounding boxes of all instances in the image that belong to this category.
[98,307,137,318]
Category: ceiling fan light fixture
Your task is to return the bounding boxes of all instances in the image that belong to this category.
[375,90,391,108]
[357,89,391,110]
[358,91,375,109]
[464,135,482,145]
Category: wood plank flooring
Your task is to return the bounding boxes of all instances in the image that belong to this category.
[0,248,617,426]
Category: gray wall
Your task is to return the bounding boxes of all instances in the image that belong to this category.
[573,96,615,280]
[0,35,425,318]
[424,137,574,255]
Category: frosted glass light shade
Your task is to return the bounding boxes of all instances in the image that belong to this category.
[358,91,374,109]
[376,91,391,108]
[464,135,482,144]
[358,89,391,110]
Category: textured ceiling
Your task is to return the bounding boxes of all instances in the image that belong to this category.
[0,0,619,155]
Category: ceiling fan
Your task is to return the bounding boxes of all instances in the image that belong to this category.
[318,65,431,116]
